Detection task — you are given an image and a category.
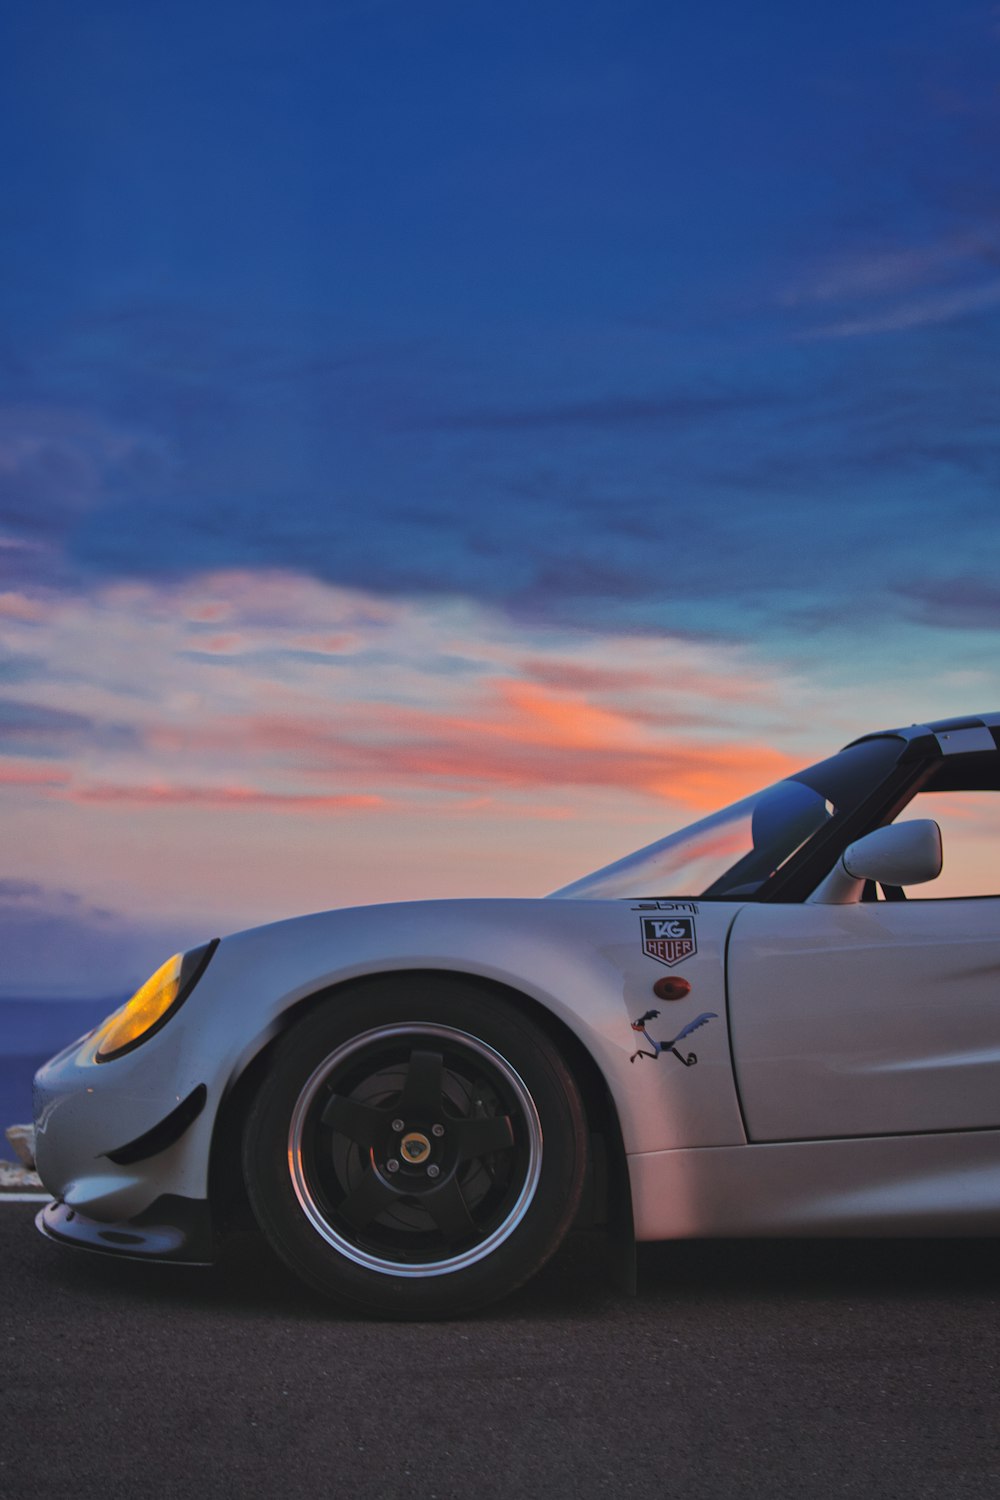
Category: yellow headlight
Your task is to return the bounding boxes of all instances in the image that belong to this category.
[94,941,217,1061]
[95,955,183,1060]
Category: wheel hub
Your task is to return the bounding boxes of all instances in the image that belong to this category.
[399,1130,432,1165]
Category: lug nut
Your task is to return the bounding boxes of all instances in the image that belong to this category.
[431,1124,445,1138]
[391,1118,405,1132]
[386,1159,400,1173]
[426,1164,440,1179]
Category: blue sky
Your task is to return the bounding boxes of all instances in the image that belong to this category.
[2,0,999,991]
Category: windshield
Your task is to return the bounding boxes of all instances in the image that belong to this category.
[548,738,903,901]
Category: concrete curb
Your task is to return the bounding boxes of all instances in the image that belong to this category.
[0,1160,44,1192]
[2,1124,42,1193]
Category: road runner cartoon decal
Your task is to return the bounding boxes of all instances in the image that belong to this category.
[641,915,697,966]
[630,1008,718,1065]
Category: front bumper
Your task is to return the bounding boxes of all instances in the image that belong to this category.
[32,1010,220,1236]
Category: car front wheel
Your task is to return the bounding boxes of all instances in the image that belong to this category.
[242,978,588,1318]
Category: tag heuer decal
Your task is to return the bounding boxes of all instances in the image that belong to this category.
[641,915,697,966]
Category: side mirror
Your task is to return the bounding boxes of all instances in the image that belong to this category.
[843,820,942,886]
[807,819,942,904]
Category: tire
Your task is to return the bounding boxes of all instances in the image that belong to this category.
[242,976,588,1319]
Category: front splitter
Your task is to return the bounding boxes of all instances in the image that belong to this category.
[36,1195,215,1265]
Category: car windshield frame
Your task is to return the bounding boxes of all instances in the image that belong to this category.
[548,738,907,902]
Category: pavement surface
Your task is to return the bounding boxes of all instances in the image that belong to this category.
[3,1205,1000,1500]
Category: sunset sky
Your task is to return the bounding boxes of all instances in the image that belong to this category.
[3,0,1000,993]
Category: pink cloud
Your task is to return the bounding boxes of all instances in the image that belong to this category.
[229,697,796,810]
[519,654,775,706]
[185,601,232,624]
[60,782,386,812]
[291,633,358,654]
[357,738,794,808]
[518,659,662,694]
[199,633,246,655]
[0,591,49,622]
[0,762,71,787]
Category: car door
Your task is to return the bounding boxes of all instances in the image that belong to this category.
[727,896,1000,1141]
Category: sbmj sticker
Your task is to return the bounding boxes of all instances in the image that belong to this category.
[641,915,697,967]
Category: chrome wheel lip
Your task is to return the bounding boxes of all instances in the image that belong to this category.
[287,1023,543,1279]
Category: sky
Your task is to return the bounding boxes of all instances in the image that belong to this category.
[2,0,1000,993]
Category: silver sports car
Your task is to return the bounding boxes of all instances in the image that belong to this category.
[33,712,1000,1317]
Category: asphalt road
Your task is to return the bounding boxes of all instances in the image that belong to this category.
[3,1204,1000,1500]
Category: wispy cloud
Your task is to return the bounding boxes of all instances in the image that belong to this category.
[0,877,206,997]
[0,696,137,757]
[4,299,998,643]
[807,279,1000,339]
[784,234,1000,306]
[63,782,384,811]
[895,574,1000,630]
[0,404,158,535]
[3,565,868,934]
[0,698,93,737]
[0,877,112,919]
[0,762,70,787]
[223,691,796,809]
[0,588,51,622]
[0,567,815,826]
[782,229,1000,340]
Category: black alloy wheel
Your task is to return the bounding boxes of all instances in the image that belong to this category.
[242,977,588,1319]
